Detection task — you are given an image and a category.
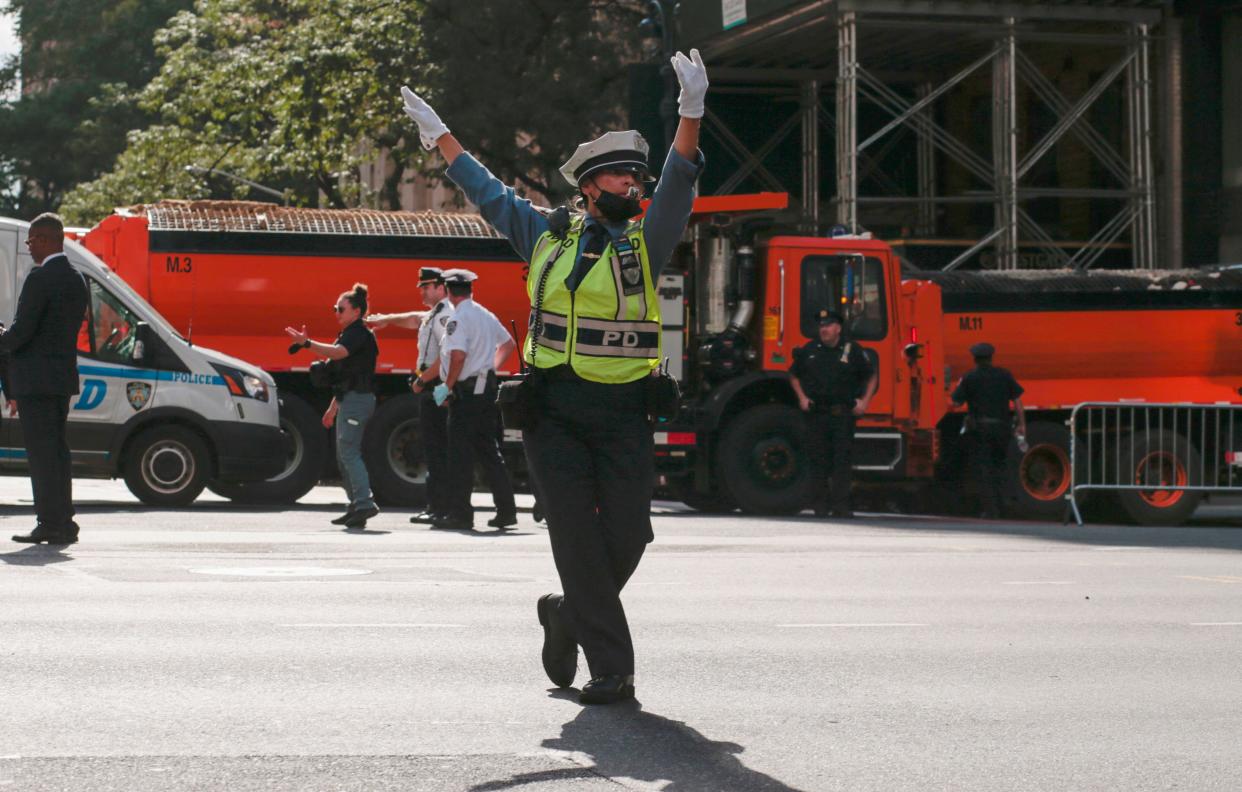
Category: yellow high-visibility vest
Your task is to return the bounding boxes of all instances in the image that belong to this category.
[523,215,661,384]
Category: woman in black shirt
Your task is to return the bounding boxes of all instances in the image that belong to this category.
[286,283,380,529]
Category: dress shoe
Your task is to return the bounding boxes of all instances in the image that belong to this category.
[331,510,357,526]
[343,505,380,529]
[812,505,830,518]
[537,593,577,688]
[579,674,635,705]
[430,516,472,531]
[12,528,77,545]
[487,513,518,530]
[831,509,854,519]
[408,511,441,524]
[532,504,545,523]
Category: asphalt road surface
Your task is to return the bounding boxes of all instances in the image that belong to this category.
[2,478,1241,791]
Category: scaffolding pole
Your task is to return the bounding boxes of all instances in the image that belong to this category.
[992,18,1019,270]
[1128,23,1157,269]
[801,79,821,232]
[836,11,858,233]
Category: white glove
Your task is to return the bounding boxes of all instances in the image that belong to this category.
[400,85,450,150]
[671,48,708,119]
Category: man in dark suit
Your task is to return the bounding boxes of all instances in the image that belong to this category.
[0,213,89,544]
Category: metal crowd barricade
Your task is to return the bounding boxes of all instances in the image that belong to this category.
[1067,402,1242,526]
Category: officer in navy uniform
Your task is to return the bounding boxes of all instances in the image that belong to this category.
[951,342,1026,519]
[789,309,878,518]
[398,48,708,705]
[366,267,454,524]
[433,268,517,532]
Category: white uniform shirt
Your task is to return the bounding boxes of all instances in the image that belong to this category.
[416,297,454,373]
[441,298,511,385]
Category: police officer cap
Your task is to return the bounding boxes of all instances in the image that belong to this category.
[970,342,995,358]
[441,268,478,285]
[559,130,652,187]
[817,309,844,326]
[417,266,444,286]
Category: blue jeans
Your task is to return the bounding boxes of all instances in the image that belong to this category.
[336,391,376,511]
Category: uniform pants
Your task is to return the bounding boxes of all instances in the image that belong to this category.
[522,378,653,678]
[807,410,856,513]
[445,386,516,523]
[970,425,1011,518]
[17,394,76,530]
[336,391,376,511]
[419,389,448,515]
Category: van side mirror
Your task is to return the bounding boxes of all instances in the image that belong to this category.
[132,321,152,363]
[903,342,923,362]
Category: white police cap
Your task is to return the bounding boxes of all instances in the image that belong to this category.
[441,268,478,284]
[559,130,651,187]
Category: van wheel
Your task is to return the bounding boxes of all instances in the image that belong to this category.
[1114,430,1202,526]
[364,393,426,508]
[715,404,812,515]
[1007,421,1080,521]
[123,425,210,507]
[208,394,326,504]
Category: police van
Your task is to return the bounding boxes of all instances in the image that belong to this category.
[0,217,285,506]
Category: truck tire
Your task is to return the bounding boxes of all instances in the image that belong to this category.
[1007,421,1080,521]
[715,404,812,515]
[363,393,427,508]
[123,424,210,507]
[668,475,737,513]
[1113,430,1203,526]
[208,394,327,504]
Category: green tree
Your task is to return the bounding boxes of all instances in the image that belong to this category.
[418,0,646,204]
[0,0,194,218]
[60,0,427,224]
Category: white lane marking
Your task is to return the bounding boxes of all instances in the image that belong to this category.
[778,623,928,628]
[1091,546,1152,551]
[1002,581,1074,585]
[280,623,465,628]
[189,567,371,577]
[1179,575,1242,584]
[1189,622,1242,626]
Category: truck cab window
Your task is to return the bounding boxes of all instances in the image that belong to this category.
[800,255,887,340]
[86,279,138,364]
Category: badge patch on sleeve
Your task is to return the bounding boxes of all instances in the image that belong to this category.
[446,320,457,336]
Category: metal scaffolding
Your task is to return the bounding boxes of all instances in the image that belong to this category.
[696,0,1167,270]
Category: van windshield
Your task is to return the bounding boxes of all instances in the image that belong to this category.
[66,239,186,343]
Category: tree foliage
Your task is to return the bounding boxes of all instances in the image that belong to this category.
[0,0,194,218]
[419,0,646,204]
[39,0,648,224]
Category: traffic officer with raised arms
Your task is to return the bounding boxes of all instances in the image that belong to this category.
[433,268,517,532]
[951,342,1026,519]
[398,48,708,704]
[366,266,454,525]
[789,309,879,518]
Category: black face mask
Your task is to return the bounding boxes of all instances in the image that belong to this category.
[593,186,642,223]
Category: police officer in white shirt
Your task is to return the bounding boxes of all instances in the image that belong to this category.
[366,266,454,524]
[433,268,517,531]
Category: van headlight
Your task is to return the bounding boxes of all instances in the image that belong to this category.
[212,363,270,402]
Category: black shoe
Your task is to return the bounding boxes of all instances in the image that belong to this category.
[532,505,545,523]
[812,506,830,518]
[331,510,356,526]
[12,528,77,545]
[408,511,441,524]
[488,513,518,530]
[344,505,380,529]
[579,674,635,705]
[537,593,577,688]
[431,516,472,531]
[831,509,854,519]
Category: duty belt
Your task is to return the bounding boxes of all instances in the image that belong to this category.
[453,371,497,397]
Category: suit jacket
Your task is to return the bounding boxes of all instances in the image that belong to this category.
[0,253,89,397]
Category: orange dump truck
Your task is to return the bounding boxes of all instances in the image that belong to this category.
[80,196,1242,524]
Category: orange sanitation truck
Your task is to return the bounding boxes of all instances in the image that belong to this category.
[80,196,1242,524]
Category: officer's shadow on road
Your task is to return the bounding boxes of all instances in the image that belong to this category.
[470,700,805,792]
[0,544,75,567]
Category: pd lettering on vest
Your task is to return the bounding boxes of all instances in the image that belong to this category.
[602,330,641,347]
